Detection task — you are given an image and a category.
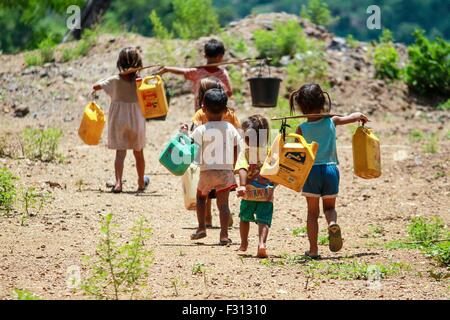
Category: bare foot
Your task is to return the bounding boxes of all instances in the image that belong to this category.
[238,243,248,252]
[257,246,268,258]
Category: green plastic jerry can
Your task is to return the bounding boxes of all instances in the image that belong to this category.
[159,133,199,176]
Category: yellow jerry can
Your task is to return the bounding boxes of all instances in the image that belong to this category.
[136,75,169,119]
[260,133,318,192]
[352,125,381,179]
[78,101,105,145]
[181,163,200,211]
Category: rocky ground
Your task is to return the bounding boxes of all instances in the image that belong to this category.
[0,13,449,300]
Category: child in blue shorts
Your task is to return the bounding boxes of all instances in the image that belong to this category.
[235,115,275,258]
[290,83,368,258]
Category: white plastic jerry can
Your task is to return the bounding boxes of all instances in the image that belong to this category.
[181,163,200,210]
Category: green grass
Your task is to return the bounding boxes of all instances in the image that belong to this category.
[437,99,450,111]
[362,224,385,238]
[24,51,44,67]
[292,226,307,237]
[423,133,438,154]
[13,289,41,300]
[260,254,408,281]
[385,216,450,267]
[409,129,424,142]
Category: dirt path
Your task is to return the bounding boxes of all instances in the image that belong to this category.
[0,92,449,299]
[0,24,449,299]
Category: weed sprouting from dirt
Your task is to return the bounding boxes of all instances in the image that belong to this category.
[81,213,154,300]
[192,262,205,275]
[21,127,63,162]
[385,216,450,267]
[292,226,307,237]
[12,289,41,300]
[0,167,18,216]
[18,187,51,226]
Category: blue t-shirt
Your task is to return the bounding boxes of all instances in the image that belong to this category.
[299,117,338,165]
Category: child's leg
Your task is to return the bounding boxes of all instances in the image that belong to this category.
[133,149,145,189]
[257,224,269,258]
[306,196,321,256]
[238,221,250,251]
[114,150,127,190]
[191,190,207,239]
[323,197,342,252]
[206,198,212,227]
[216,190,231,242]
[322,197,337,226]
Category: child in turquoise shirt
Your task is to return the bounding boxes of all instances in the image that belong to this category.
[290,83,368,258]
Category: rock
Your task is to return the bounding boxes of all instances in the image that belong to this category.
[354,62,362,71]
[40,70,49,78]
[328,37,347,51]
[13,106,29,118]
[279,55,291,66]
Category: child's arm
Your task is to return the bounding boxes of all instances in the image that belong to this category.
[156,66,190,76]
[332,112,368,126]
[237,169,248,197]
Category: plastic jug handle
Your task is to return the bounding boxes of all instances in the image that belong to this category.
[287,133,309,147]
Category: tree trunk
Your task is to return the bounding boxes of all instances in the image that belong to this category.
[63,0,112,42]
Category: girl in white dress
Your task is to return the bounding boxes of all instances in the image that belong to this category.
[93,47,148,193]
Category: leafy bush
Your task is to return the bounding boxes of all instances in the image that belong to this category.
[286,46,328,91]
[405,30,450,97]
[81,213,153,300]
[437,99,450,111]
[373,30,401,81]
[149,10,173,39]
[254,20,308,64]
[300,0,336,27]
[21,127,63,162]
[0,167,17,216]
[221,32,249,58]
[38,37,56,63]
[172,0,220,39]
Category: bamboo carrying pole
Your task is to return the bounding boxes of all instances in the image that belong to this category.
[119,58,264,76]
[271,114,343,121]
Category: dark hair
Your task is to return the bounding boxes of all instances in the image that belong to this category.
[198,77,225,108]
[116,47,143,76]
[242,114,270,147]
[289,83,331,115]
[204,39,225,58]
[203,88,228,114]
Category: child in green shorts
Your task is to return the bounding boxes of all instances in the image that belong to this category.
[235,115,275,258]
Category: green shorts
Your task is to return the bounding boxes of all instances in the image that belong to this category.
[239,200,273,227]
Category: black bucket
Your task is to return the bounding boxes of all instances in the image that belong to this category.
[248,77,282,107]
[248,61,281,108]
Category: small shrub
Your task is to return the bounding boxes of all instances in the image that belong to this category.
[172,0,220,39]
[423,133,438,154]
[437,99,450,111]
[300,0,337,27]
[374,43,401,81]
[192,262,205,275]
[408,216,445,244]
[285,44,328,91]
[346,34,359,49]
[254,20,308,64]
[149,10,173,40]
[374,30,401,81]
[60,47,75,63]
[19,187,50,226]
[38,38,56,63]
[221,33,249,58]
[405,30,450,97]
[81,213,153,300]
[409,129,424,142]
[24,51,44,67]
[13,289,41,300]
[0,167,17,216]
[21,127,63,162]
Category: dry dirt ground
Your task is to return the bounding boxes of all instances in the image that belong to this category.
[0,15,449,300]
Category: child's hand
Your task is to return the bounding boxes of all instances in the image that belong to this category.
[355,112,369,124]
[180,123,189,133]
[155,66,167,75]
[236,186,246,198]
